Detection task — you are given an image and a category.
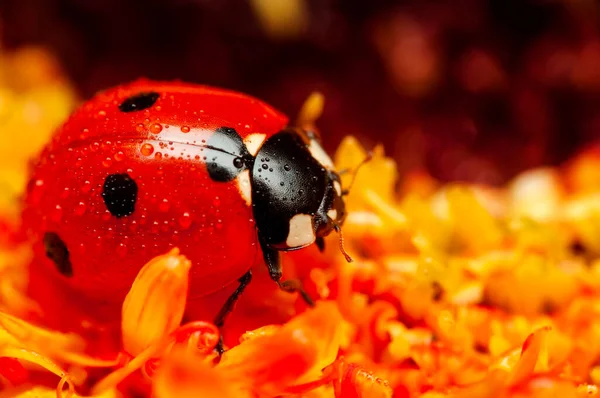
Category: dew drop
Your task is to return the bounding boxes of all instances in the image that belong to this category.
[140,143,155,156]
[90,142,100,152]
[74,202,86,216]
[261,164,268,170]
[98,110,106,117]
[284,164,291,171]
[102,157,112,168]
[215,219,223,230]
[159,198,170,212]
[150,123,163,134]
[51,205,63,222]
[154,152,163,160]
[179,212,192,229]
[180,126,191,133]
[82,180,92,193]
[233,157,244,168]
[213,197,221,207]
[136,123,145,133]
[114,151,125,162]
[116,243,128,258]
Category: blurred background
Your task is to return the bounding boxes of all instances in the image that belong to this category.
[1,0,600,186]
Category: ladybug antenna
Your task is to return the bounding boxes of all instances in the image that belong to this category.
[341,151,373,196]
[333,223,353,263]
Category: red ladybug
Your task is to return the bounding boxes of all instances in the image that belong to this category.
[21,79,348,335]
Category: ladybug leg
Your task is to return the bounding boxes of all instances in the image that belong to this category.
[315,237,325,252]
[213,270,253,354]
[259,235,315,307]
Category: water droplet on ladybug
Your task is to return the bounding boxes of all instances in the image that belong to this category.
[74,201,86,216]
[233,158,244,168]
[261,164,268,170]
[98,110,107,117]
[280,182,285,186]
[60,187,70,199]
[155,152,163,160]
[136,123,145,132]
[179,212,192,229]
[213,197,221,207]
[140,143,155,156]
[90,142,100,152]
[284,164,291,171]
[181,126,191,133]
[159,198,170,212]
[82,180,92,193]
[269,168,273,172]
[51,205,63,222]
[102,157,112,168]
[150,123,163,134]
[116,243,128,258]
[114,151,125,162]
[215,219,223,230]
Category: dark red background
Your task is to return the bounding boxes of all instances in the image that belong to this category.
[2,0,599,185]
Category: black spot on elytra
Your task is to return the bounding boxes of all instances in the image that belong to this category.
[205,126,253,182]
[102,173,138,217]
[118,92,159,112]
[43,232,72,277]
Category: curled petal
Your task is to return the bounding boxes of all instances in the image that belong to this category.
[218,301,343,396]
[122,248,191,356]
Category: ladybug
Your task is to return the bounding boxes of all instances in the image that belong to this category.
[21,79,349,335]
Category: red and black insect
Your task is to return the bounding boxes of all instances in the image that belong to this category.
[21,79,352,342]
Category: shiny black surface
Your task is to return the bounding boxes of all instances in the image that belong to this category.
[251,129,327,248]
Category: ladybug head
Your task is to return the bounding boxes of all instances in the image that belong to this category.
[250,128,348,252]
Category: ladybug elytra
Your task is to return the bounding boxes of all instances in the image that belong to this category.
[21,79,350,336]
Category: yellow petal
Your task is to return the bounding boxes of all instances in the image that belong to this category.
[297,91,325,128]
[122,248,191,356]
[0,311,114,367]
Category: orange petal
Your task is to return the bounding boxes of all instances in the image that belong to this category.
[218,301,343,396]
[508,326,551,386]
[331,360,393,398]
[122,248,191,356]
[153,348,247,398]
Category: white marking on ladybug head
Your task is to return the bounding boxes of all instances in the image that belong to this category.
[308,139,334,170]
[237,169,252,206]
[244,133,267,156]
[327,209,337,221]
[286,213,316,248]
[333,181,342,196]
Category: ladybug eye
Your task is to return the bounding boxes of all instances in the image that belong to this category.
[101,173,139,218]
[43,232,73,277]
[118,92,160,112]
